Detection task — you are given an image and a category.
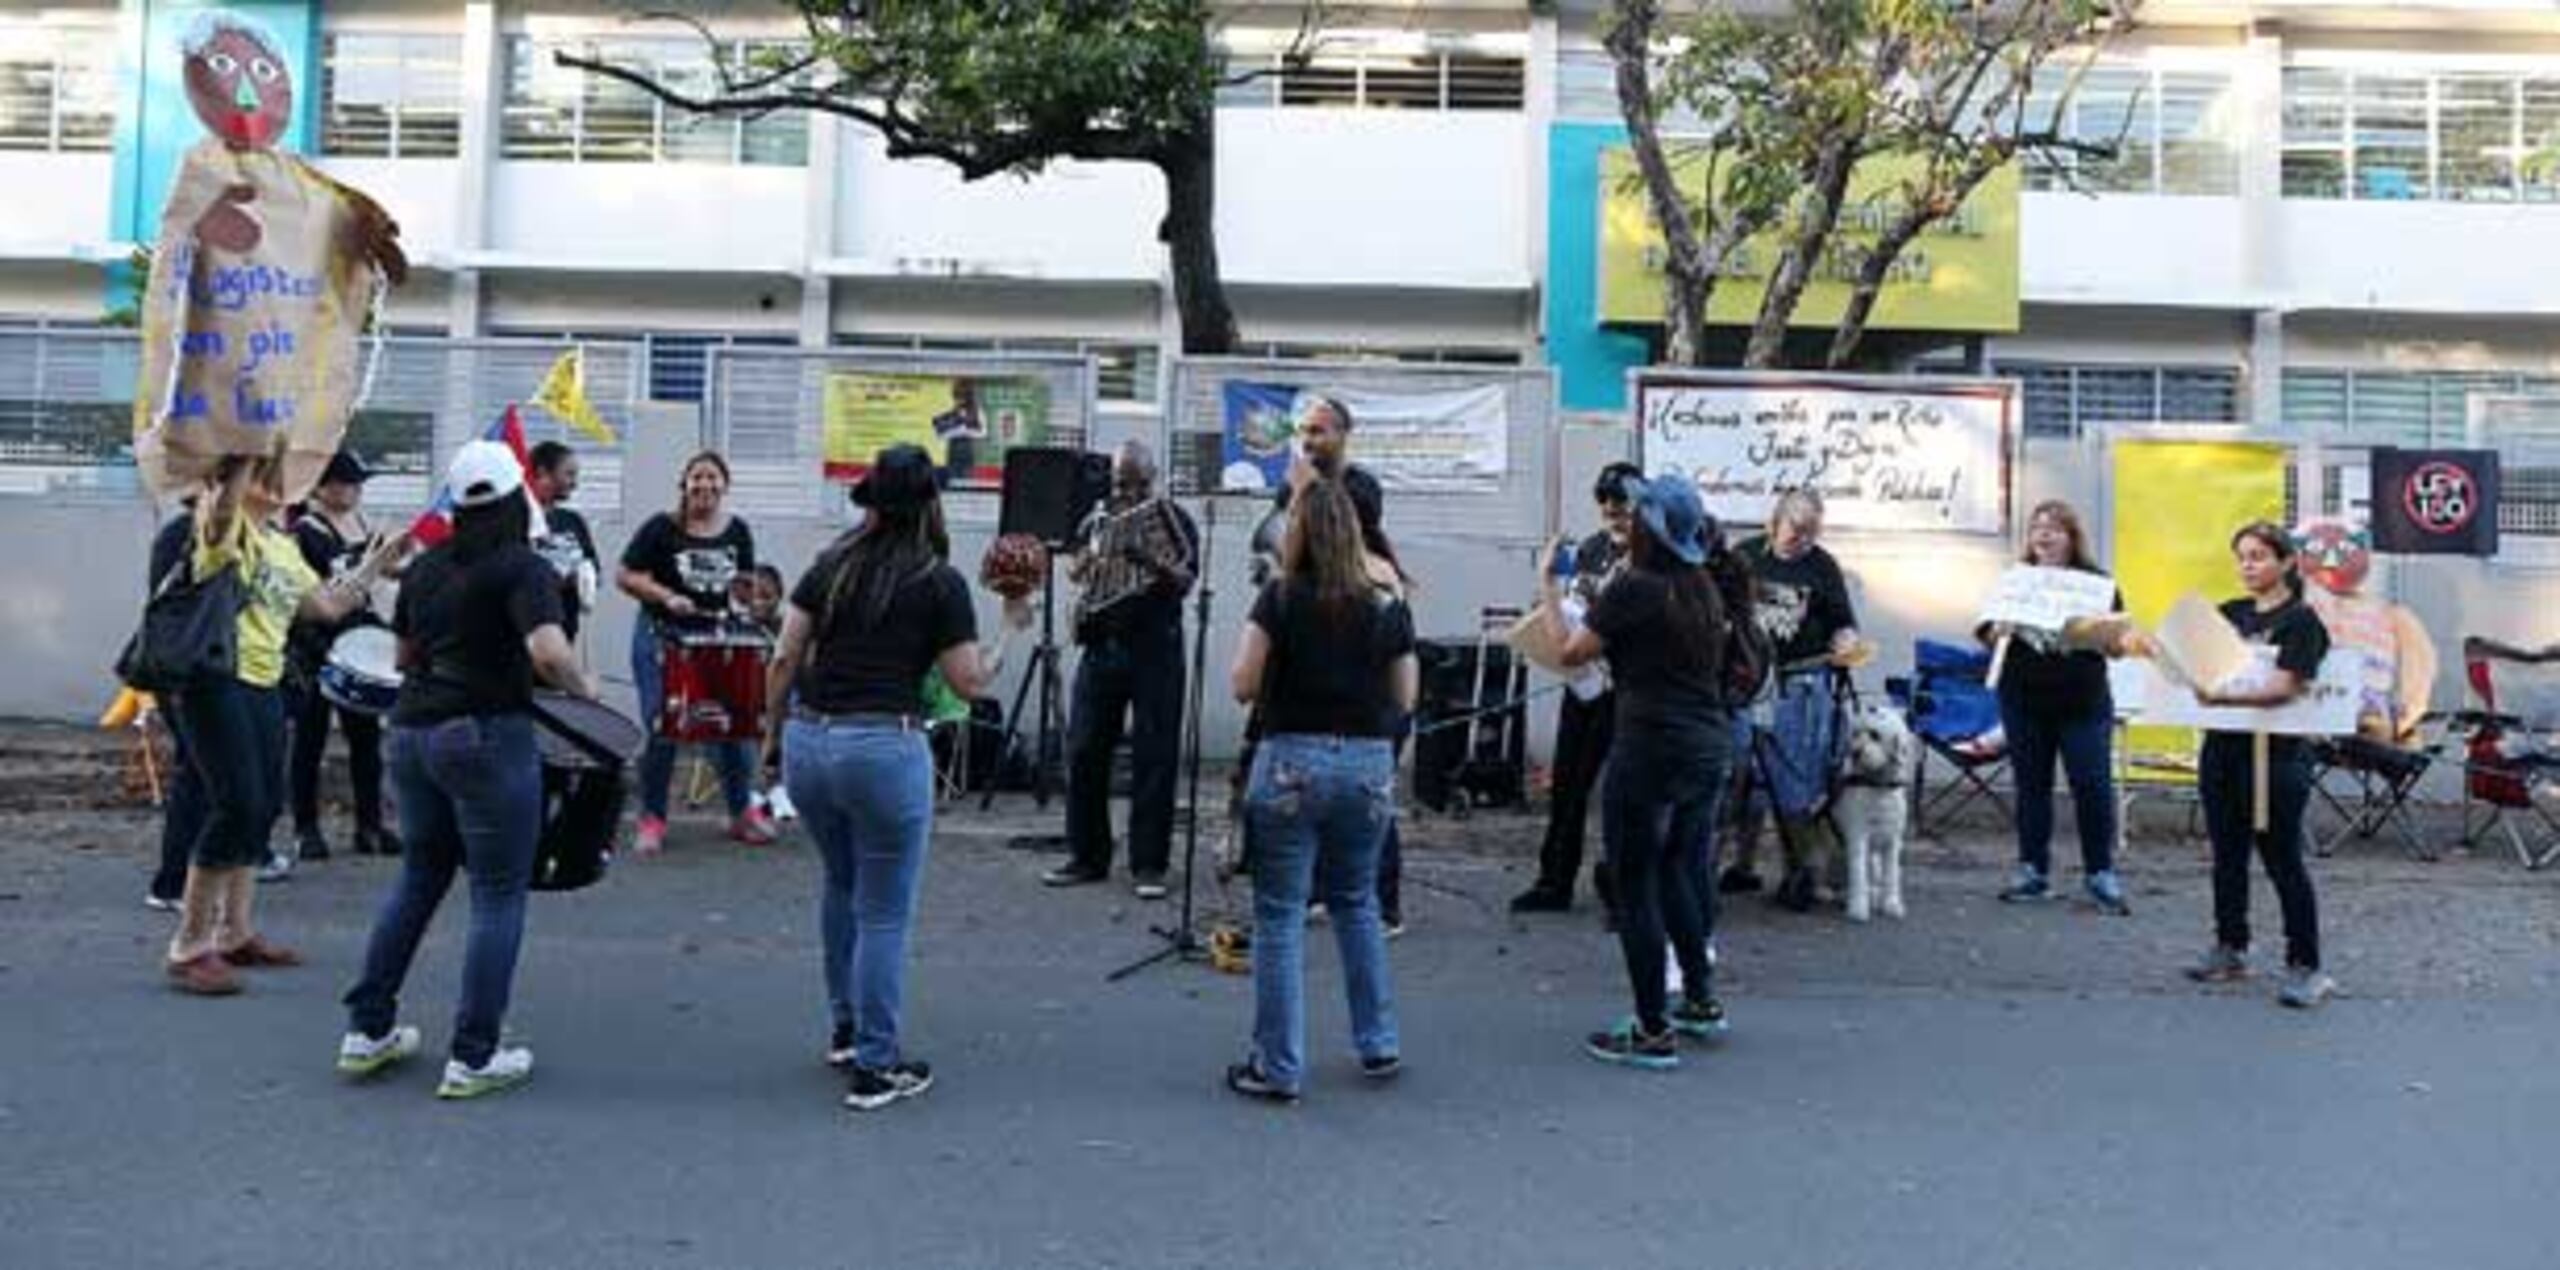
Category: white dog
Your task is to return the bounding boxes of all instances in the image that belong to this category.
[1836,702,1918,923]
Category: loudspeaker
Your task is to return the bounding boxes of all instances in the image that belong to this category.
[999,447,1113,548]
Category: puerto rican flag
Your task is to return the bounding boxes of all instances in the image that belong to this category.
[407,405,533,547]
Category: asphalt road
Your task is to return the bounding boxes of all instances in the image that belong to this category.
[4,795,2558,1270]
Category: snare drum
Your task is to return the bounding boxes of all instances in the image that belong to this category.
[658,623,773,743]
[529,693,644,893]
[318,626,403,715]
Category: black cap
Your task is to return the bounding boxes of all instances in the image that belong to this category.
[322,450,371,487]
[852,444,940,510]
[1594,462,1644,504]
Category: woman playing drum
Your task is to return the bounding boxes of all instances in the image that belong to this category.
[338,440,599,1098]
[282,449,402,871]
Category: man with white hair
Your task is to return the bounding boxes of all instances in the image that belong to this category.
[1044,439,1201,897]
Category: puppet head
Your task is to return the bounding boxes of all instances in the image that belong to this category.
[2294,519,2372,597]
[182,12,293,150]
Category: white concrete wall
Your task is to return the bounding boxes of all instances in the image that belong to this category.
[0,155,112,259]
[315,158,463,266]
[485,162,808,273]
[2023,195,2250,310]
[1218,111,1532,289]
[2282,201,2560,316]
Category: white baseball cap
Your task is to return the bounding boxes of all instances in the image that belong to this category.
[447,439,525,508]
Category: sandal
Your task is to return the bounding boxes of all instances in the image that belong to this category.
[221,937,304,968]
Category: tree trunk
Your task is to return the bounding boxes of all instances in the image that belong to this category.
[1825,221,1921,369]
[1744,134,1858,369]
[1608,0,1713,365]
[1157,121,1237,356]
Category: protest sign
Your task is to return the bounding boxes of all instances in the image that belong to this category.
[1979,565,2119,633]
[2128,649,2364,736]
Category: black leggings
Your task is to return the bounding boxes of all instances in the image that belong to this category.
[2198,732,2319,970]
[1602,717,1731,1032]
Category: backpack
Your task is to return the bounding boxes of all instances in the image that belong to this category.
[1709,551,1773,707]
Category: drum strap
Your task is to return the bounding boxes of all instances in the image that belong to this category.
[528,696,627,770]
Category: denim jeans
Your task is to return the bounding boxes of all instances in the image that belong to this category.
[2001,697,2118,877]
[167,676,285,870]
[288,678,383,834]
[346,714,542,1067]
[631,615,753,821]
[1065,625,1185,878]
[1243,734,1399,1094]
[784,717,934,1071]
[1604,715,1731,1032]
[152,716,204,900]
[2199,732,2320,970]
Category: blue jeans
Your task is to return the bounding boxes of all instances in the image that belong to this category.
[2000,697,2118,877]
[631,616,753,821]
[1605,716,1731,1032]
[1244,734,1399,1094]
[785,717,934,1070]
[167,676,285,870]
[346,714,542,1067]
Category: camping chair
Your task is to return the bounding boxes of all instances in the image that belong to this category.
[923,669,975,805]
[1886,638,2013,839]
[2306,622,2447,861]
[2456,638,2560,869]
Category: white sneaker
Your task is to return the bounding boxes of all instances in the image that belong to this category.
[437,1047,534,1100]
[767,785,798,822]
[337,1025,422,1078]
[143,893,181,913]
[257,854,294,883]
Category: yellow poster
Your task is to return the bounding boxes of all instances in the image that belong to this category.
[1597,146,2020,333]
[2110,439,2290,763]
[820,371,1051,489]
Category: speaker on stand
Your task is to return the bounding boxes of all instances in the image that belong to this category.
[983,447,1115,813]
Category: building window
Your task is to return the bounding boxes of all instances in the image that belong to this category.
[502,36,808,165]
[321,34,462,159]
[1224,45,1524,112]
[2280,367,2560,443]
[1994,362,2241,439]
[2284,66,2560,203]
[0,23,115,153]
[2024,66,2238,197]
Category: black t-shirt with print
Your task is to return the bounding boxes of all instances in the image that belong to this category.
[1586,566,1727,732]
[1249,577,1415,740]
[1738,536,1856,668]
[537,505,600,640]
[288,513,378,656]
[2209,593,2333,753]
[391,543,565,726]
[622,512,754,623]
[789,554,978,719]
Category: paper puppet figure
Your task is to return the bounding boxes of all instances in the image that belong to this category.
[2296,519,2437,742]
[133,10,407,503]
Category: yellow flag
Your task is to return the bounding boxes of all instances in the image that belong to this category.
[532,348,617,445]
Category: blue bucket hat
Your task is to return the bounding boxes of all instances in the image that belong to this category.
[1635,474,1713,566]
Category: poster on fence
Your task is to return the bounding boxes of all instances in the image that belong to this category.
[1220,381,1509,495]
[1632,372,2012,534]
[822,371,1051,489]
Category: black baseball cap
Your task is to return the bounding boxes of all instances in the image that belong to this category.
[322,450,371,487]
[852,444,940,510]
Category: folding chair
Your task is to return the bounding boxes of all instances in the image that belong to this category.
[1887,638,2012,839]
[2306,732,2441,860]
[923,669,975,805]
[2457,639,2560,869]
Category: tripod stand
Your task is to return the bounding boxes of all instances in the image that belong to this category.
[983,556,1066,812]
[1109,494,1224,981]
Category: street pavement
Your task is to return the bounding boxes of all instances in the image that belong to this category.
[4,777,2559,1270]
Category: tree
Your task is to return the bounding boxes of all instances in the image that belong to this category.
[557,2,1321,356]
[1609,0,2134,370]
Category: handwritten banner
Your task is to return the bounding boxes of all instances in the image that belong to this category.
[2126,649,2365,737]
[1633,372,2012,534]
[1980,566,2119,633]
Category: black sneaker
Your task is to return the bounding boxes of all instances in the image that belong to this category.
[1584,1020,1680,1071]
[1224,1061,1299,1104]
[1359,1054,1403,1081]
[844,1060,933,1111]
[825,1023,855,1068]
[1041,863,1107,888]
[1508,885,1571,914]
[354,827,401,858]
[1717,866,1764,895]
[1773,869,1817,913]
[1668,995,1730,1041]
[296,827,331,862]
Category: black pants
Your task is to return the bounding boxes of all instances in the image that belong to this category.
[152,715,203,901]
[289,680,384,836]
[2199,732,2320,971]
[1065,626,1185,878]
[1534,688,1616,904]
[1603,715,1731,1032]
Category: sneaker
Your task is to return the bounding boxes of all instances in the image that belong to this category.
[2184,945,2250,984]
[143,892,181,913]
[2085,870,2131,916]
[354,827,402,858]
[437,1048,534,1100]
[1717,866,1764,895]
[732,808,779,846]
[1132,875,1170,901]
[1998,866,2051,903]
[1041,863,1107,888]
[1509,885,1571,914]
[766,786,798,823]
[1668,995,1731,1041]
[337,1025,422,1078]
[1772,869,1817,913]
[825,1023,856,1068]
[634,815,667,856]
[1381,915,1406,941]
[844,1060,934,1111]
[295,827,332,863]
[1359,1054,1403,1081]
[256,853,294,883]
[164,952,242,997]
[1224,1061,1299,1104]
[1584,1019,1680,1071]
[2278,966,2336,1010]
[1306,902,1329,926]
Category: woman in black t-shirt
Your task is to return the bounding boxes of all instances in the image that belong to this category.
[340,440,596,1100]
[1223,479,1418,1104]
[1544,475,1736,1070]
[765,445,1021,1112]
[1978,500,2133,914]
[616,450,766,854]
[2181,521,2336,1009]
[284,450,398,867]
[1725,488,1861,905]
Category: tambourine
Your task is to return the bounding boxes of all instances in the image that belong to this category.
[979,533,1051,600]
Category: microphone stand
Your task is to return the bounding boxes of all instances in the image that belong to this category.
[1109,493,1220,981]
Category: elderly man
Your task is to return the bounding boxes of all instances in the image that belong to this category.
[1044,441,1202,897]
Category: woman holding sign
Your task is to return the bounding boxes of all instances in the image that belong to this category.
[1979,501,2131,914]
[2182,522,2335,1009]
